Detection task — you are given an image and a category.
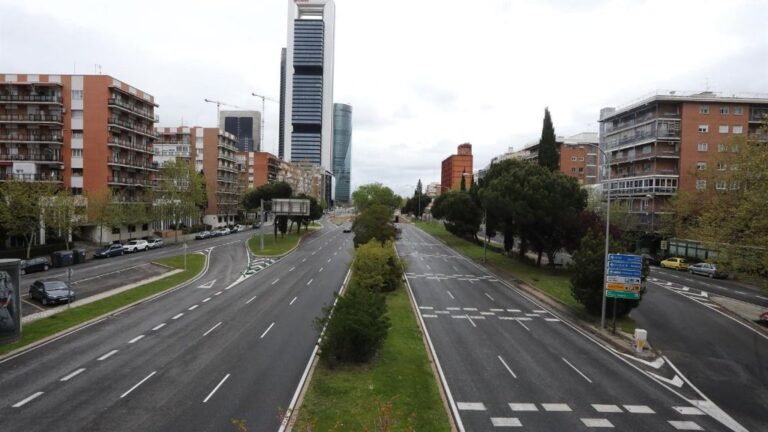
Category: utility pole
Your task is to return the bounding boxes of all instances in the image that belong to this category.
[260,198,265,251]
[251,93,279,153]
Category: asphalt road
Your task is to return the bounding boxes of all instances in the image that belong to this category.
[0,220,354,432]
[397,223,742,431]
[633,277,768,432]
[649,267,768,309]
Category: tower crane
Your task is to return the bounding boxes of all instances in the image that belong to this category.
[251,93,279,155]
[203,98,254,131]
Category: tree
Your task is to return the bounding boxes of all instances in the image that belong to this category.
[537,107,559,171]
[290,193,323,233]
[86,186,113,246]
[241,181,293,237]
[401,180,432,219]
[352,183,401,211]
[352,240,403,293]
[352,204,398,247]
[44,190,85,250]
[431,191,483,239]
[0,180,56,258]
[156,159,207,242]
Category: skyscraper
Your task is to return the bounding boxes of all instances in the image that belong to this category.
[332,103,352,203]
[278,48,287,159]
[219,110,261,152]
[283,0,335,172]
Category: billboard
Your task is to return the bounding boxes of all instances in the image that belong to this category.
[272,199,310,216]
[0,259,21,345]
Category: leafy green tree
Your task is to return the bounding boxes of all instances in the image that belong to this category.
[352,240,403,293]
[241,181,293,237]
[290,193,323,233]
[44,190,85,250]
[352,204,398,247]
[155,159,206,241]
[401,180,431,219]
[0,180,57,258]
[86,186,113,246]
[352,183,401,211]
[431,191,482,239]
[537,107,559,172]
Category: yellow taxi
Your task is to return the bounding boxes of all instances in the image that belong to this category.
[660,257,689,271]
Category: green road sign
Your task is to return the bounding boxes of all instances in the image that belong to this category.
[606,290,640,300]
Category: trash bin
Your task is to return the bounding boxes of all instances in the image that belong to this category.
[51,250,74,268]
[72,249,86,264]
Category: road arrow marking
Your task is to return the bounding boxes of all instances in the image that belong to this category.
[197,279,216,289]
[648,371,684,388]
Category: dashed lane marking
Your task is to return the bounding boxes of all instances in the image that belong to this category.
[188,305,199,311]
[120,371,157,399]
[673,407,705,416]
[97,350,118,361]
[498,355,517,379]
[128,335,145,344]
[272,278,280,285]
[491,417,522,427]
[246,295,257,304]
[668,420,704,430]
[592,404,622,413]
[172,313,184,320]
[60,368,86,382]
[260,322,275,338]
[203,373,230,403]
[290,296,297,305]
[457,402,486,411]
[562,357,592,384]
[623,405,655,414]
[509,403,538,411]
[484,293,495,302]
[12,391,44,408]
[541,403,572,412]
[581,418,613,428]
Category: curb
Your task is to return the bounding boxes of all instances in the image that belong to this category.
[0,252,209,363]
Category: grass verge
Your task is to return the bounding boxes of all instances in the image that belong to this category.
[294,287,451,431]
[414,220,635,333]
[248,226,317,257]
[0,254,205,357]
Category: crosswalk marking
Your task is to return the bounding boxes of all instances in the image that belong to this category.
[508,403,538,411]
[541,403,572,412]
[457,402,486,411]
[668,420,704,430]
[581,418,614,428]
[491,417,522,427]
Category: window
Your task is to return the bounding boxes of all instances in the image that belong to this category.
[698,125,709,133]
[571,156,577,161]
[719,125,729,133]
[578,167,584,173]
[71,90,83,100]
[699,105,710,114]
[731,144,740,153]
[696,162,707,171]
[732,125,743,134]
[128,225,136,233]
[718,143,727,152]
[71,110,83,119]
[734,106,743,115]
[571,167,577,173]
[716,181,727,190]
[142,224,149,231]
[642,162,651,172]
[717,162,727,171]
[71,148,83,158]
[696,179,707,190]
[730,181,739,190]
[112,227,120,235]
[698,142,708,152]
[720,106,729,115]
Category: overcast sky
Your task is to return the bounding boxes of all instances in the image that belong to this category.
[1,0,767,197]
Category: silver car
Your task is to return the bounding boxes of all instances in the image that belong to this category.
[688,262,727,279]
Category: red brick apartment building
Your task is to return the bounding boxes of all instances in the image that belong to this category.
[520,132,599,185]
[599,91,768,230]
[0,73,158,242]
[239,151,280,189]
[441,143,473,191]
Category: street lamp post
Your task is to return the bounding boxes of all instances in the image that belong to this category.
[645,194,654,234]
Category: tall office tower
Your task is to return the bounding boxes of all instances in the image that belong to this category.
[278,48,287,159]
[283,0,335,171]
[332,103,352,203]
[219,110,261,152]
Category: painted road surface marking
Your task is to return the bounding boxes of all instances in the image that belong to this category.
[203,373,230,403]
[12,392,44,408]
[319,267,324,272]
[290,296,297,305]
[272,278,280,285]
[419,306,434,310]
[152,323,166,331]
[260,322,275,338]
[422,314,438,318]
[509,403,538,411]
[592,404,622,413]
[581,418,613,428]
[202,297,211,303]
[466,315,477,327]
[290,266,296,272]
[447,291,455,299]
[668,421,704,430]
[128,335,145,344]
[673,407,705,415]
[447,307,460,310]
[120,371,157,398]
[60,368,86,382]
[188,305,199,311]
[98,350,119,361]
[307,279,313,286]
[562,357,593,383]
[203,322,222,337]
[542,403,572,412]
[457,402,486,411]
[498,355,517,379]
[624,405,655,414]
[246,295,257,304]
[484,293,495,302]
[516,320,530,331]
[491,418,522,427]
[172,313,184,320]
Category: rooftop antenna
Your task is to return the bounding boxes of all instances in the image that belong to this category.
[94,64,102,75]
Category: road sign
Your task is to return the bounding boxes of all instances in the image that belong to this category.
[606,254,642,300]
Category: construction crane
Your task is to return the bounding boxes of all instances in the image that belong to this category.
[251,93,279,154]
[203,98,254,130]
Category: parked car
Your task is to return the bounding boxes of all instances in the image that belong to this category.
[195,231,211,240]
[123,239,149,253]
[343,227,352,233]
[29,280,75,306]
[252,222,262,229]
[146,238,164,249]
[20,257,50,275]
[94,244,125,258]
[641,253,661,266]
[231,225,244,233]
[688,262,728,279]
[217,227,231,236]
[660,257,689,271]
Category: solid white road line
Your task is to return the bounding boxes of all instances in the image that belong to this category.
[272,278,280,285]
[307,279,313,286]
[203,322,222,336]
[12,391,44,408]
[128,335,145,344]
[668,420,704,430]
[97,349,119,361]
[121,371,157,398]
[542,403,572,412]
[562,357,593,383]
[188,305,199,311]
[491,417,522,427]
[290,296,297,305]
[581,418,613,428]
[203,373,230,403]
[246,295,258,304]
[457,402,486,410]
[260,322,275,338]
[172,313,184,320]
[60,368,86,382]
[497,355,517,379]
[465,315,477,327]
[484,292,495,302]
[592,404,622,413]
[623,405,655,414]
[509,403,538,411]
[447,290,455,299]
[516,320,530,331]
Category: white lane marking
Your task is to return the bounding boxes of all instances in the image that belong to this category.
[203,373,231,403]
[509,403,538,411]
[60,368,86,382]
[152,323,166,331]
[328,258,332,263]
[457,402,486,410]
[290,296,297,305]
[497,355,517,379]
[545,318,561,322]
[673,407,705,415]
[480,312,495,316]
[202,297,211,303]
[188,305,199,311]
[490,308,504,312]
[623,405,655,414]
[507,309,521,313]
[422,314,438,318]
[260,322,275,338]
[120,371,157,398]
[203,322,222,336]
[333,252,337,256]
[491,417,522,427]
[533,309,547,313]
[516,320,530,331]
[447,290,455,300]
[525,313,540,317]
[592,404,622,413]
[581,418,613,428]
[128,335,145,344]
[562,357,593,383]
[435,311,450,314]
[319,267,324,272]
[290,266,296,272]
[307,279,313,286]
[172,313,184,320]
[246,295,257,304]
[668,421,704,430]
[419,306,434,310]
[426,264,431,270]
[446,307,460,310]
[12,391,44,408]
[214,291,222,296]
[311,251,316,255]
[484,293,495,302]
[301,258,306,263]
[466,315,477,327]
[463,307,478,311]
[98,349,119,361]
[272,278,280,285]
[542,403,572,412]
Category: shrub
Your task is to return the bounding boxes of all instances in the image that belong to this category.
[352,240,403,293]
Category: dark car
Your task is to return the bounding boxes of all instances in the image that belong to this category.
[343,227,352,233]
[688,262,728,279]
[94,243,125,258]
[195,231,211,240]
[20,257,50,275]
[29,280,75,306]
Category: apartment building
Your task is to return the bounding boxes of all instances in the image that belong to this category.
[441,143,473,191]
[425,182,441,198]
[599,91,768,230]
[276,159,330,202]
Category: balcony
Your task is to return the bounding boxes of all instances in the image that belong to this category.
[108,177,153,187]
[0,94,63,104]
[0,134,63,144]
[107,156,159,171]
[0,113,63,124]
[108,117,158,139]
[0,172,63,182]
[108,97,158,122]
[0,153,63,163]
[218,163,237,173]
[107,137,154,154]
[605,120,681,151]
[604,175,678,197]
[610,146,679,165]
[217,175,236,184]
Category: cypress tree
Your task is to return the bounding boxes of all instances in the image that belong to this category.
[538,108,559,171]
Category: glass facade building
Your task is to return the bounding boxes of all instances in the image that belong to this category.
[332,103,352,203]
